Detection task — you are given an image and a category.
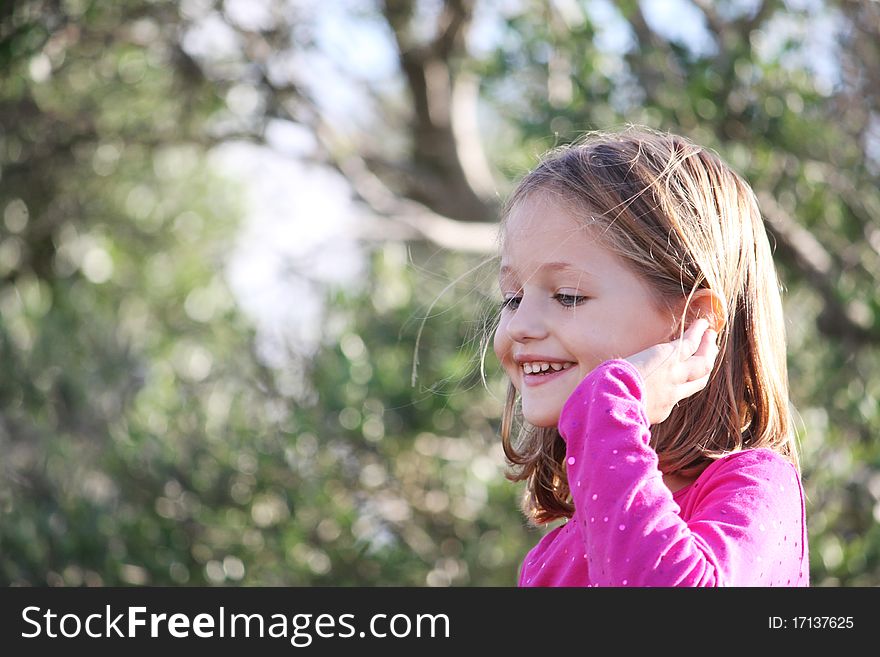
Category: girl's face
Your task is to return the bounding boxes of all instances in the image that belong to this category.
[493,194,681,427]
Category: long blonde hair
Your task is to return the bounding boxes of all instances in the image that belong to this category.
[493,127,797,525]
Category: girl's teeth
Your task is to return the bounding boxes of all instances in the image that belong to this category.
[522,362,573,374]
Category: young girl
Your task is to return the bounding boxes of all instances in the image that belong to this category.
[492,127,809,587]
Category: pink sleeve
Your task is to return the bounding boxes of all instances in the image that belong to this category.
[559,359,808,587]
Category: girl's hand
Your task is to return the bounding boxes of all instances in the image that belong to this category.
[624,318,719,425]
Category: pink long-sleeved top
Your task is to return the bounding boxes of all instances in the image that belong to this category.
[518,360,809,587]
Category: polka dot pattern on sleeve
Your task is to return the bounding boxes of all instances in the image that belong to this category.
[519,360,809,587]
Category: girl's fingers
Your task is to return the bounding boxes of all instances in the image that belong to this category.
[695,327,718,360]
[685,328,718,381]
[679,373,711,399]
[679,318,710,357]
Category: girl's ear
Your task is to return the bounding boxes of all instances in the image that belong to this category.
[684,289,727,333]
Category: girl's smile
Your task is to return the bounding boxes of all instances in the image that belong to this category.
[515,355,577,386]
[493,193,682,427]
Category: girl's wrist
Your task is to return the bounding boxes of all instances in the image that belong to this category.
[558,360,645,443]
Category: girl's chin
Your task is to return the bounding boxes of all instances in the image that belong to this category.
[522,410,562,428]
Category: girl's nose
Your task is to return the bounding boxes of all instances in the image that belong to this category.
[505,295,548,342]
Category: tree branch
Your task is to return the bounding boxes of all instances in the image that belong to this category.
[380,0,497,222]
[335,148,497,254]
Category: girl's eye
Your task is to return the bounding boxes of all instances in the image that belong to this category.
[500,296,521,311]
[555,293,587,307]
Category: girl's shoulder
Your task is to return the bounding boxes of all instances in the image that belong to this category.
[678,447,805,522]
[714,446,794,467]
[693,447,801,490]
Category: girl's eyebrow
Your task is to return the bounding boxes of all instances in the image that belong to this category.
[499,261,594,281]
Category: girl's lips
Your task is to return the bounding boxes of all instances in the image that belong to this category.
[521,365,576,387]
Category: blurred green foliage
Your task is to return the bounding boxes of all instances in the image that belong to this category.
[2,0,879,586]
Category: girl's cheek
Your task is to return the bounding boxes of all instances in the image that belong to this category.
[493,323,521,387]
[492,321,508,361]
